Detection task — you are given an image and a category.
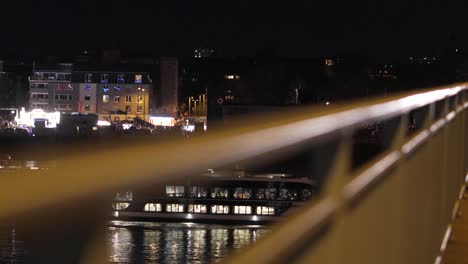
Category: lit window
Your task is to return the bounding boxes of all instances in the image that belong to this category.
[225,75,234,80]
[125,106,131,113]
[256,206,275,215]
[234,206,252,215]
[101,74,109,83]
[137,106,143,113]
[84,105,91,111]
[85,85,92,91]
[114,86,121,92]
[190,186,208,198]
[31,93,49,99]
[137,95,143,103]
[325,59,334,66]
[144,203,162,212]
[211,205,229,214]
[135,74,142,84]
[117,74,125,83]
[84,95,91,101]
[85,73,93,83]
[112,202,130,211]
[114,96,120,103]
[166,204,184,213]
[115,192,133,201]
[211,187,229,199]
[166,186,185,197]
[103,95,110,103]
[125,96,131,103]
[278,189,298,201]
[188,204,207,214]
[233,188,252,199]
[256,188,277,200]
[103,86,109,93]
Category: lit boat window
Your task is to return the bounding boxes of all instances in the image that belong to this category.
[190,186,207,198]
[188,204,207,213]
[166,186,185,197]
[211,187,229,199]
[115,192,133,201]
[234,206,252,215]
[112,202,130,211]
[211,205,229,214]
[256,206,275,215]
[144,203,162,212]
[234,188,252,199]
[166,204,184,213]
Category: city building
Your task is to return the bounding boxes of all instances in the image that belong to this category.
[29,63,154,122]
[72,70,153,122]
[29,63,77,112]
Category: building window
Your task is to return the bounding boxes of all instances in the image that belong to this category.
[166,186,185,197]
[256,206,275,215]
[233,188,252,199]
[84,95,91,101]
[103,95,110,103]
[31,93,48,99]
[137,105,143,113]
[101,74,109,83]
[114,96,120,103]
[84,105,91,111]
[301,189,313,201]
[224,75,240,80]
[55,94,72,101]
[125,106,131,114]
[117,74,125,83]
[112,202,130,211]
[125,95,131,103]
[55,104,72,111]
[211,187,229,199]
[188,204,207,214]
[137,95,143,103]
[234,206,252,215]
[103,86,109,93]
[211,205,229,214]
[85,85,92,91]
[144,203,162,212]
[135,74,142,84]
[166,204,184,213]
[31,103,48,109]
[31,83,48,89]
[114,86,121,92]
[190,186,208,198]
[85,73,93,83]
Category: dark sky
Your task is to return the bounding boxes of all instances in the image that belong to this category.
[0,1,466,59]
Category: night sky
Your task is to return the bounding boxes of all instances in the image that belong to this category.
[0,1,466,59]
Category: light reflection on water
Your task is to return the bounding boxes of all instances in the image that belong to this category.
[108,221,270,264]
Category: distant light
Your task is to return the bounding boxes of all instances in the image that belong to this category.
[423,57,427,60]
[456,49,459,52]
[97,120,111,126]
[30,167,39,170]
[326,101,330,106]
[92,127,98,131]
[10,111,15,114]
[122,123,132,130]
[252,215,259,221]
[187,213,193,219]
[113,211,119,217]
[410,57,413,60]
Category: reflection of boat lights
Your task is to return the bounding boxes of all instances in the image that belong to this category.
[252,215,259,221]
[187,213,193,219]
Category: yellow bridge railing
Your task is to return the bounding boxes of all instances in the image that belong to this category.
[0,83,466,263]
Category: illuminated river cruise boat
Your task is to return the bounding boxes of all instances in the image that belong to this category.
[111,170,317,224]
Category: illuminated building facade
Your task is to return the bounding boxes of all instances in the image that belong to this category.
[73,71,153,121]
[29,63,78,112]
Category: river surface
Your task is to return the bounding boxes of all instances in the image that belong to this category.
[0,221,269,264]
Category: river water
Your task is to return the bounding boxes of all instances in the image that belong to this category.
[0,221,269,264]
